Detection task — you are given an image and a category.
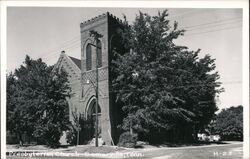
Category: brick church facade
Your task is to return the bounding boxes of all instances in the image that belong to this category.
[55,12,124,145]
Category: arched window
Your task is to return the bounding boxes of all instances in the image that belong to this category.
[86,44,92,71]
[90,102,101,116]
[97,39,102,68]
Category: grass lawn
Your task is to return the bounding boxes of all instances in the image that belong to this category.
[63,145,125,153]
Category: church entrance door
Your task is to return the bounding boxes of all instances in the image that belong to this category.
[87,99,101,138]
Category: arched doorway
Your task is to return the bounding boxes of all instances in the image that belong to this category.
[86,98,101,138]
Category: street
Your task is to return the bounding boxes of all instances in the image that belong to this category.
[6,142,243,159]
[139,142,243,159]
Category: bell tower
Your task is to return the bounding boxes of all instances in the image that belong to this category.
[80,12,125,145]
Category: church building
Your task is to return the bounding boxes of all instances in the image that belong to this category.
[54,12,125,145]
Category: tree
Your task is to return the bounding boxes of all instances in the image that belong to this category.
[210,106,243,141]
[111,10,223,143]
[7,55,70,146]
[7,73,30,145]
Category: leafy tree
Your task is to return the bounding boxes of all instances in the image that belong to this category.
[7,55,70,146]
[111,10,223,143]
[7,73,30,145]
[210,106,243,141]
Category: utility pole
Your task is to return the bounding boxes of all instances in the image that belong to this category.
[89,30,103,147]
[77,113,80,146]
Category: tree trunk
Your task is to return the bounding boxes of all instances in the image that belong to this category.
[193,125,198,141]
[18,132,23,146]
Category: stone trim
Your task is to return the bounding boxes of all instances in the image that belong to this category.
[80,13,107,28]
[81,66,108,83]
[80,12,127,32]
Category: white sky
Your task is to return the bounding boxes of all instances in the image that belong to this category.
[7,7,243,111]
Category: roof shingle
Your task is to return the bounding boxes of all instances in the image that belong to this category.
[69,56,81,69]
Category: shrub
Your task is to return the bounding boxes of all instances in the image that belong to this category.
[117,132,138,148]
[66,124,77,145]
[66,114,95,145]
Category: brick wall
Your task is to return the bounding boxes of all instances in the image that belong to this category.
[80,13,112,145]
[55,13,125,145]
[55,53,82,122]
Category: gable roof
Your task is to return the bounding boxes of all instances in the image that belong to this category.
[69,56,81,69]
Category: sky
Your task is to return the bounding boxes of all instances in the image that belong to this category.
[6,7,243,111]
